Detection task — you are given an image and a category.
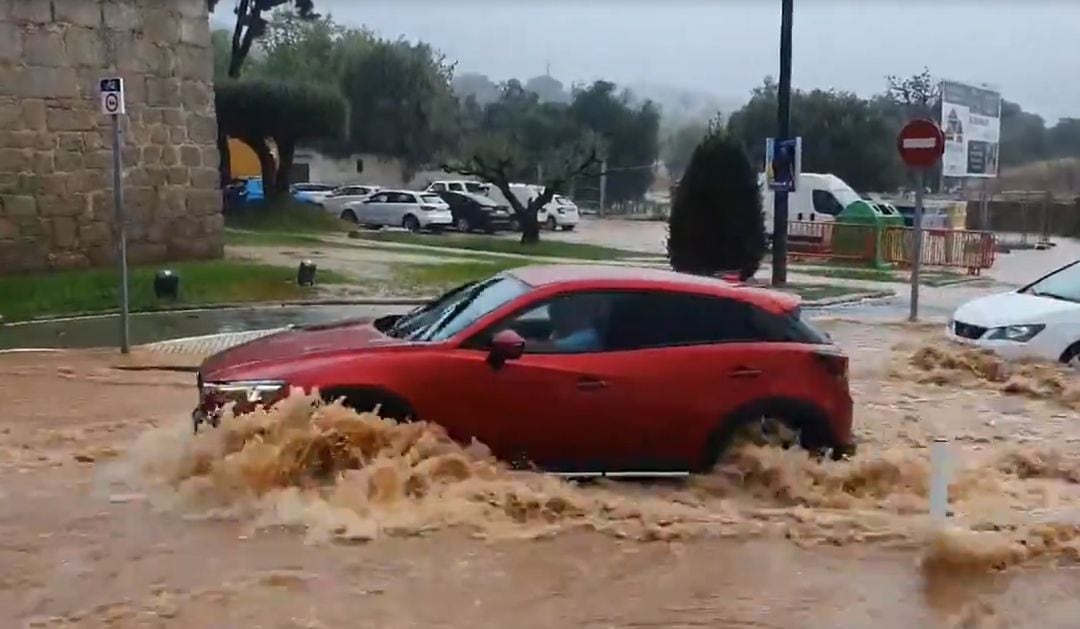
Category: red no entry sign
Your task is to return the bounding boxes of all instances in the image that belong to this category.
[897,119,945,169]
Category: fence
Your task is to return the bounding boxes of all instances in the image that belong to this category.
[784,221,996,274]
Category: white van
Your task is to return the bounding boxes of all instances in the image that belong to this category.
[761,173,862,238]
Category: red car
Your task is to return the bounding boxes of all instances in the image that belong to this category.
[195,264,854,474]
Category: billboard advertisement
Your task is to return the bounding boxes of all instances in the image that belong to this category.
[940,80,1002,178]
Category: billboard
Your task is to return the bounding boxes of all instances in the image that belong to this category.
[940,80,1002,178]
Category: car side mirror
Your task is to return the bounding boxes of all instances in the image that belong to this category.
[487,329,525,368]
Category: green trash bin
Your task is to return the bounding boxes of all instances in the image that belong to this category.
[832,200,904,269]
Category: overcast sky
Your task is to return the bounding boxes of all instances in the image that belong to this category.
[241,0,1080,123]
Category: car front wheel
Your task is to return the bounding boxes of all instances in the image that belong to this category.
[1060,341,1080,367]
[455,216,471,232]
[341,209,358,223]
[403,214,421,232]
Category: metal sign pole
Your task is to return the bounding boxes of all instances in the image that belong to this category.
[909,170,925,322]
[111,113,130,353]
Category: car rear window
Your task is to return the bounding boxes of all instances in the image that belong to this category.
[421,194,443,204]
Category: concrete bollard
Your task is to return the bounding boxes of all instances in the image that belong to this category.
[929,437,951,524]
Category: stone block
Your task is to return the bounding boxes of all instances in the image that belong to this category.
[128,242,167,264]
[86,150,112,171]
[55,150,85,171]
[0,173,15,194]
[58,132,86,152]
[12,67,79,99]
[187,114,217,143]
[52,217,77,248]
[39,173,69,197]
[190,167,219,190]
[72,170,107,194]
[142,145,163,163]
[180,80,210,110]
[176,0,207,19]
[32,151,54,174]
[83,131,105,151]
[160,146,179,166]
[46,107,98,132]
[167,166,189,185]
[3,131,39,149]
[180,145,201,167]
[147,77,181,107]
[20,100,47,130]
[0,100,19,130]
[201,146,220,169]
[53,0,102,27]
[78,221,110,246]
[0,149,32,172]
[38,194,86,218]
[0,217,16,239]
[177,44,211,81]
[64,26,105,67]
[143,10,181,44]
[162,108,184,126]
[0,22,21,62]
[185,189,221,214]
[179,17,210,47]
[146,166,168,186]
[202,213,224,233]
[169,125,188,143]
[149,124,169,145]
[104,2,140,31]
[11,0,53,23]
[48,250,90,270]
[24,28,66,67]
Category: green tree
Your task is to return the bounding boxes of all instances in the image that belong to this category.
[253,11,372,84]
[445,132,601,244]
[338,38,460,175]
[663,119,710,180]
[1000,101,1049,167]
[206,0,317,79]
[667,130,765,280]
[568,81,660,204]
[216,79,347,197]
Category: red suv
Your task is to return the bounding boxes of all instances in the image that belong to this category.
[195,264,854,474]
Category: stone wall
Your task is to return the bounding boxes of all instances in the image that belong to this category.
[0,0,222,274]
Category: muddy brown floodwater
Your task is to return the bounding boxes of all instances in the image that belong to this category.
[4,320,1080,628]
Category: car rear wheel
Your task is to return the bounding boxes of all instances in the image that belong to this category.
[698,400,836,473]
[509,217,521,232]
[561,225,575,232]
[455,216,472,232]
[547,216,558,231]
[341,209,358,223]
[402,214,421,232]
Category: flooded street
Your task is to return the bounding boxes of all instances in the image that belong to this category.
[4,320,1080,628]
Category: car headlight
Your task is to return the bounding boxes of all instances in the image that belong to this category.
[203,380,287,404]
[986,324,1045,342]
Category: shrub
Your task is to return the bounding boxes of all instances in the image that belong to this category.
[667,130,765,279]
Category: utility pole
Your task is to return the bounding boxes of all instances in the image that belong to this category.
[599,159,608,218]
[771,0,794,286]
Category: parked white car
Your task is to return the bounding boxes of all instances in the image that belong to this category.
[949,260,1080,365]
[323,184,381,217]
[346,189,452,232]
[426,180,492,195]
[540,194,581,231]
[290,182,337,205]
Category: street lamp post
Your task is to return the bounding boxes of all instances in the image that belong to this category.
[771,0,794,285]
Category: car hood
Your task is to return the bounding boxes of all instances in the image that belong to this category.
[199,318,410,381]
[953,291,1080,327]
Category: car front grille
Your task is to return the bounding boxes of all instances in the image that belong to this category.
[953,320,988,340]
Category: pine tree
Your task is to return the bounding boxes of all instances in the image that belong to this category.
[667,129,766,280]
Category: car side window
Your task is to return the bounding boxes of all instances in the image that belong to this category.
[604,293,763,351]
[482,293,614,354]
[368,192,388,203]
[432,183,446,192]
[812,190,845,216]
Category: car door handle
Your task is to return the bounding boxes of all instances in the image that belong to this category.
[576,377,607,391]
[729,367,762,379]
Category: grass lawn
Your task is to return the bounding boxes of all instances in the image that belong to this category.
[349,230,654,261]
[224,201,349,234]
[791,262,898,282]
[387,259,528,295]
[0,260,350,322]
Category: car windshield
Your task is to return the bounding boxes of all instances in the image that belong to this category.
[388,276,530,342]
[421,194,444,204]
[830,186,861,207]
[295,184,334,192]
[1022,261,1080,302]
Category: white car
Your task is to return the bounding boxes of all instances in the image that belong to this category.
[426,180,492,195]
[948,260,1080,365]
[540,194,581,231]
[347,189,452,232]
[323,184,381,217]
[290,182,337,205]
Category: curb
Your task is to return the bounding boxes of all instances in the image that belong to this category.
[1,297,432,327]
[801,290,896,308]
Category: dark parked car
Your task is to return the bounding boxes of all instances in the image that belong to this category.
[437,190,514,233]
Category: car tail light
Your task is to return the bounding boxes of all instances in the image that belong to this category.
[420,205,437,211]
[814,349,848,381]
